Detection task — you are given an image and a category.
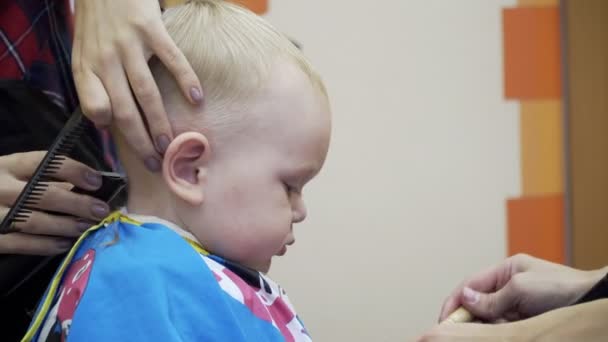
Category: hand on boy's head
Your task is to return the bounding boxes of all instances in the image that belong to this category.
[72,0,203,173]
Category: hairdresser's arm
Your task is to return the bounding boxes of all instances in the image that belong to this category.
[417,299,608,342]
[0,152,109,255]
[438,254,606,322]
[72,0,203,172]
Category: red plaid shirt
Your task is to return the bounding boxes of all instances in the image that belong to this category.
[0,0,75,110]
[0,0,117,170]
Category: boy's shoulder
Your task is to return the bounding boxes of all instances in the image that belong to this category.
[74,213,204,273]
[23,213,226,341]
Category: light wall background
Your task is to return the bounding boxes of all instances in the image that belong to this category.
[264,1,520,340]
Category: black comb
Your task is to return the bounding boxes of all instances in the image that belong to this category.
[0,110,90,234]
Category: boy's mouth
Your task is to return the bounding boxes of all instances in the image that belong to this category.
[276,239,295,256]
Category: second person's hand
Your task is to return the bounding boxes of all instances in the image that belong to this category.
[438,254,607,322]
[0,152,109,255]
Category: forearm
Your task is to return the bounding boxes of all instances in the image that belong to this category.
[526,299,608,342]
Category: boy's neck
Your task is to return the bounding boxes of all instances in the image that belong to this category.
[125,179,173,219]
[115,130,176,221]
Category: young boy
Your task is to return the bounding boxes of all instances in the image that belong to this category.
[22,1,331,341]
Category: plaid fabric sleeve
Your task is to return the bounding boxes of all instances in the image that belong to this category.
[0,0,118,170]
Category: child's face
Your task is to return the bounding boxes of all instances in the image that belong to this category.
[177,62,331,273]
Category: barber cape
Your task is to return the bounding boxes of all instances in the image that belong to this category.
[22,212,311,342]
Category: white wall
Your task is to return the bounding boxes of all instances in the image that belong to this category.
[266,1,520,340]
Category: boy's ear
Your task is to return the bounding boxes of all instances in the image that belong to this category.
[162,132,211,206]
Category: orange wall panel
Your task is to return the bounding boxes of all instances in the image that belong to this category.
[164,0,185,6]
[164,0,269,14]
[228,0,268,14]
[518,0,558,6]
[520,100,564,195]
[503,7,561,99]
[507,194,565,264]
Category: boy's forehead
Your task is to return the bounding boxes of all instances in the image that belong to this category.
[256,62,328,119]
[263,59,323,98]
[212,61,330,167]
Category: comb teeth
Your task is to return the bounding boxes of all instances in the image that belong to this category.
[13,209,33,223]
[55,122,86,156]
[0,111,90,234]
[22,200,41,207]
[32,181,51,189]
[43,164,62,175]
[28,192,45,199]
[57,143,74,153]
[50,155,66,161]
[47,157,65,167]
[22,199,40,206]
[56,148,73,156]
[29,186,48,196]
[16,167,63,210]
[35,177,53,185]
[15,209,33,216]
[63,126,84,141]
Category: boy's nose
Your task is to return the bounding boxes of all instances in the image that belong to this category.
[292,200,307,223]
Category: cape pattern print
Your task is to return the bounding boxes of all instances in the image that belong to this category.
[22,212,312,342]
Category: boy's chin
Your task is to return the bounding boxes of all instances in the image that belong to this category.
[254,260,272,274]
[233,257,272,274]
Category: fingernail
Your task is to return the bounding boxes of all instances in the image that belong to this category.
[156,135,171,154]
[463,287,480,304]
[57,240,74,250]
[77,221,92,232]
[91,203,109,219]
[85,170,102,188]
[144,157,161,172]
[190,87,203,103]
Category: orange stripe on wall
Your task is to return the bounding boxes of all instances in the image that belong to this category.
[229,0,268,14]
[164,0,269,14]
[518,0,558,6]
[520,100,564,195]
[164,0,185,6]
[507,194,564,264]
[503,7,561,99]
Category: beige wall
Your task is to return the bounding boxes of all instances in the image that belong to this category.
[265,1,519,340]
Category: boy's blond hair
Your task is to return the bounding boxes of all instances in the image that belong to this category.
[152,0,327,138]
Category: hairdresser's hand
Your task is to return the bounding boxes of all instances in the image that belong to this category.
[419,299,608,342]
[0,152,110,255]
[438,254,606,323]
[72,0,203,172]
